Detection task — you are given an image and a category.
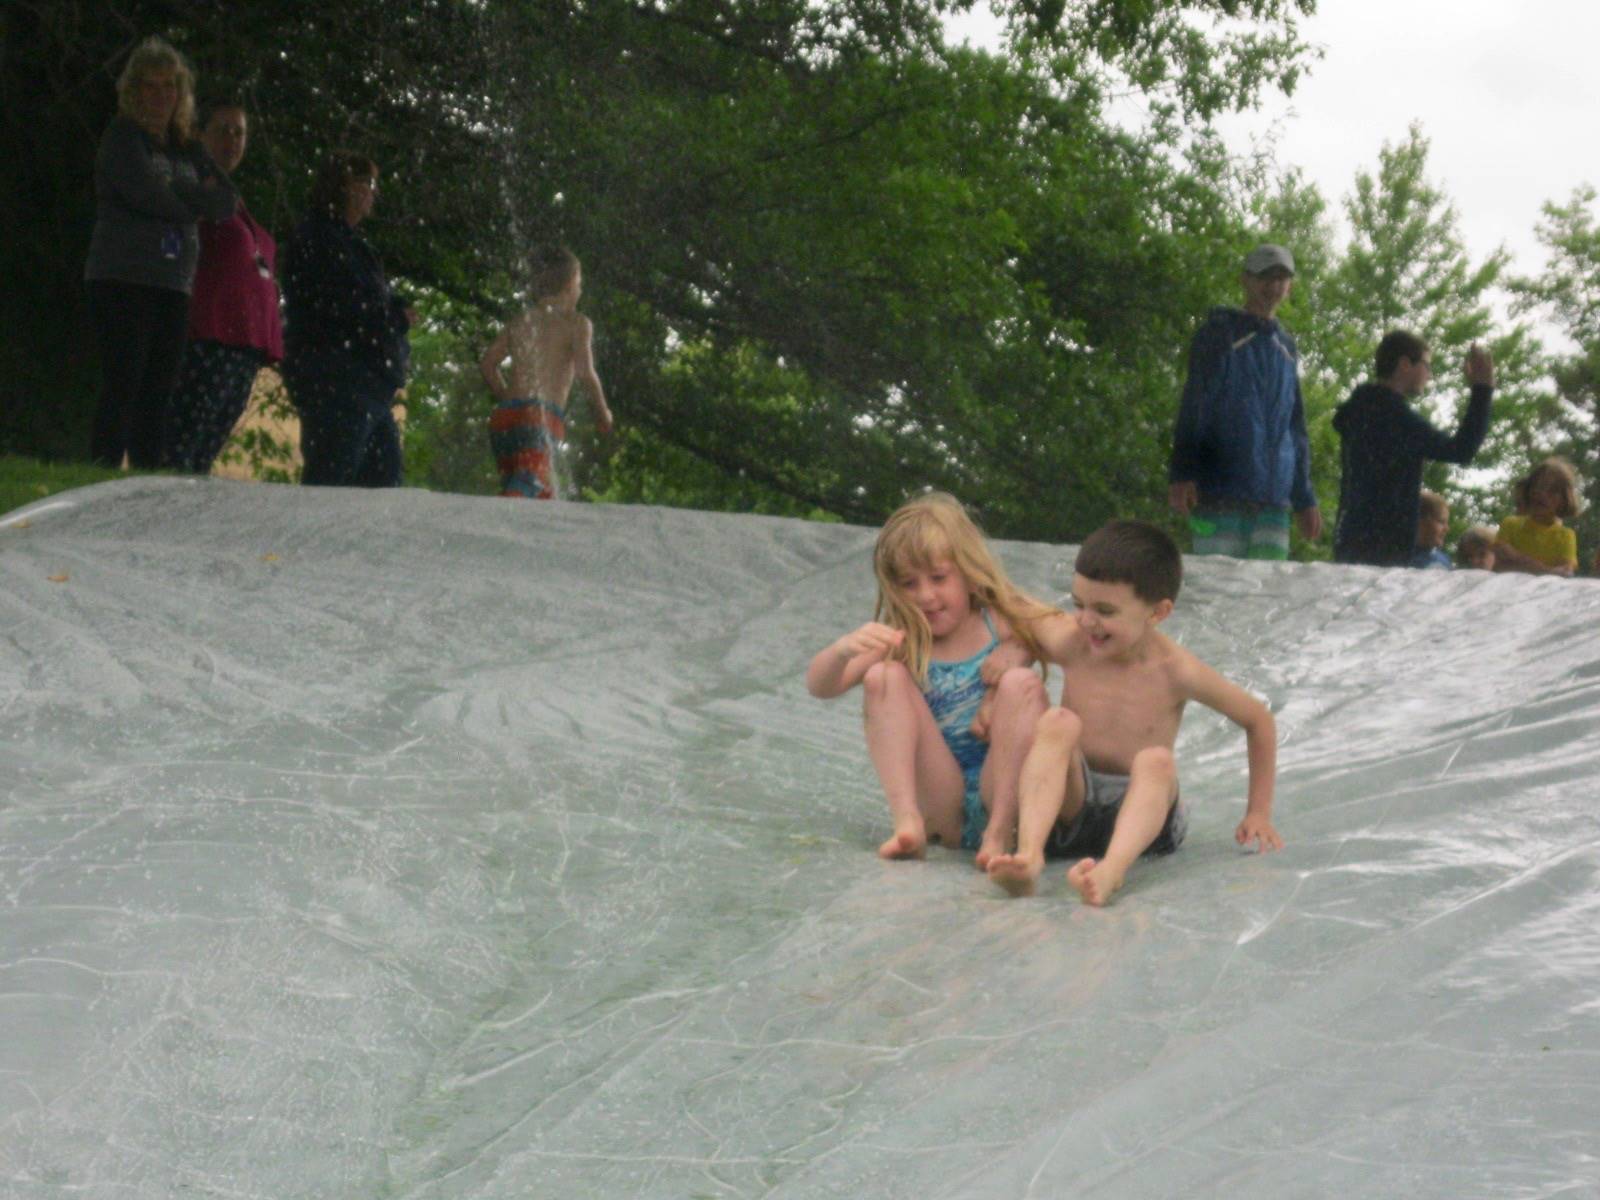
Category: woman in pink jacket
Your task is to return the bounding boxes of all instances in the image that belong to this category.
[163,101,284,474]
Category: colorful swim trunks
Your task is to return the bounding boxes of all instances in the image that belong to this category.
[489,397,567,499]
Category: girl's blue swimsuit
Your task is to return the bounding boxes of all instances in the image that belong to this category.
[921,612,998,849]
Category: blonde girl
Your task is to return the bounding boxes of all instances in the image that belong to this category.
[806,493,1059,863]
[1495,457,1581,576]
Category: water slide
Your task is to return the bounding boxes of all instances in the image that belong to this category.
[2,479,1595,1197]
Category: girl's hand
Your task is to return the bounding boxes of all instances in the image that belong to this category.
[837,622,903,664]
[806,623,903,699]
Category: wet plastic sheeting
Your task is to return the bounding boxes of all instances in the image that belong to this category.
[2,478,1596,1198]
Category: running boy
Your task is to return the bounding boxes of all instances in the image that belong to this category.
[481,245,613,499]
[987,520,1281,906]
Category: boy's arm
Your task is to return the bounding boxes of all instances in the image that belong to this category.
[972,612,1076,737]
[575,316,613,433]
[977,614,1033,687]
[479,326,512,401]
[1028,610,1080,667]
[1180,654,1283,852]
[805,623,903,699]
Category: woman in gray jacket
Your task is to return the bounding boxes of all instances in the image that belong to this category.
[84,36,236,469]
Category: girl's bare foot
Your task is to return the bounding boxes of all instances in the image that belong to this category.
[1066,857,1124,906]
[878,826,927,860]
[986,852,1044,897]
[974,834,1008,871]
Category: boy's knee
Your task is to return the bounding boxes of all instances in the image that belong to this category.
[1035,706,1082,744]
[1131,745,1176,781]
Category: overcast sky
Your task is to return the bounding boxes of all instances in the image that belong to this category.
[947,0,1600,315]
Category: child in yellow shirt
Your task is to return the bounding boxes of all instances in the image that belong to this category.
[1495,457,1580,576]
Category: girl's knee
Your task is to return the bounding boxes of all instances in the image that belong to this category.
[1034,706,1082,744]
[994,667,1045,708]
[863,659,915,700]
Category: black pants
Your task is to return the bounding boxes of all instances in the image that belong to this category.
[284,352,403,488]
[87,280,190,469]
[164,340,264,474]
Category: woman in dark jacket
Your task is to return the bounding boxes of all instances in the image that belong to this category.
[280,150,411,487]
[84,36,237,469]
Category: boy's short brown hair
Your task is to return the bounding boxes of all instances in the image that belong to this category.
[1418,490,1449,522]
[530,245,579,301]
[1376,330,1429,379]
[1074,519,1183,605]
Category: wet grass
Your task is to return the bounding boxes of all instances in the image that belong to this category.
[0,455,139,518]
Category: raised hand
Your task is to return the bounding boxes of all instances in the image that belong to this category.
[1465,342,1495,388]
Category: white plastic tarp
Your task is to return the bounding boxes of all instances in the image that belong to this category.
[1,478,1596,1198]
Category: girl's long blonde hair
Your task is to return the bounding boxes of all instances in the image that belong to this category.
[872,492,1057,684]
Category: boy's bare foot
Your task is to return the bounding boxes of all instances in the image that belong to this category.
[1066,857,1125,906]
[986,852,1044,897]
[878,826,927,860]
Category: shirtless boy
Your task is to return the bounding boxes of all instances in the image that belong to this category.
[987,520,1282,906]
[480,245,613,499]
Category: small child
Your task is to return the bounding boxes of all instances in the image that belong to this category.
[987,519,1281,906]
[480,245,613,499]
[806,493,1058,863]
[1411,490,1453,569]
[1493,457,1579,576]
[1456,526,1496,571]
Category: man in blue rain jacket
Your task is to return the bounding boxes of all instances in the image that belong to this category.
[1168,244,1322,559]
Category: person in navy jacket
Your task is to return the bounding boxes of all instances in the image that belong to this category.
[1332,332,1494,567]
[280,150,411,487]
[1168,244,1322,560]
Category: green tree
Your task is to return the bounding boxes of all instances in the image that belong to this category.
[1511,185,1600,566]
[3,0,1315,540]
[1256,125,1555,539]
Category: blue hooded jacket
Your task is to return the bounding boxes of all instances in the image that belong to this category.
[1169,307,1316,512]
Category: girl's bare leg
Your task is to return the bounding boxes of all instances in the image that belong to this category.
[862,661,966,858]
[988,707,1085,895]
[1068,746,1177,906]
[975,668,1049,869]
